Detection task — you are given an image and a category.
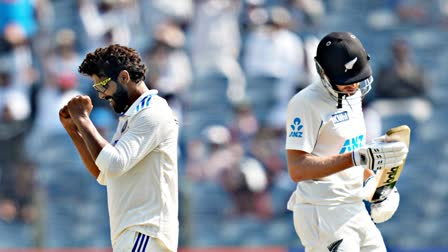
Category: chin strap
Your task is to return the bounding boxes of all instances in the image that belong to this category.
[337,93,345,109]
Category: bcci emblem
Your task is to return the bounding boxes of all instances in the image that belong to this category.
[121,120,128,133]
[289,117,303,138]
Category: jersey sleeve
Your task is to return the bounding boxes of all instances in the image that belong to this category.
[96,171,107,185]
[285,95,321,153]
[95,108,164,177]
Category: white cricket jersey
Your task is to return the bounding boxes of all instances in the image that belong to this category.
[95,90,179,251]
[285,81,366,206]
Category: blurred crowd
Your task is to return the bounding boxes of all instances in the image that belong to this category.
[0,0,446,248]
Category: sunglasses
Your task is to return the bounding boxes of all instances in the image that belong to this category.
[92,77,111,93]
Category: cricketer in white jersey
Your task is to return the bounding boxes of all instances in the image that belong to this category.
[96,90,179,251]
[285,81,387,251]
[60,45,179,252]
[285,32,407,251]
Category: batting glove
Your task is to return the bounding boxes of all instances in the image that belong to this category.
[370,187,400,223]
[352,141,408,171]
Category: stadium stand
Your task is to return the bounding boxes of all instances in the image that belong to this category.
[0,0,447,250]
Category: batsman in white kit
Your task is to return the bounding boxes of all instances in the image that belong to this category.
[285,32,409,251]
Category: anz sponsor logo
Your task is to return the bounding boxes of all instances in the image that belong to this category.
[289,117,304,138]
[339,135,364,154]
[331,111,349,124]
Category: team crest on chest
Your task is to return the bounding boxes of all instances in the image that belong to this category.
[121,120,128,133]
[331,111,349,124]
[113,120,129,146]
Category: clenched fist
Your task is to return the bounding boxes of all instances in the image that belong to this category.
[67,95,93,120]
[59,105,78,133]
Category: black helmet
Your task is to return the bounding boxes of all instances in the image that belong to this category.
[315,32,372,85]
[314,32,373,107]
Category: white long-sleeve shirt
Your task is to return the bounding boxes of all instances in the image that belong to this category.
[95,90,179,251]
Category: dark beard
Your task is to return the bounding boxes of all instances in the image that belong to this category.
[110,85,130,113]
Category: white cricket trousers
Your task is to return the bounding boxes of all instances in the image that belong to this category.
[292,202,387,252]
[113,229,171,252]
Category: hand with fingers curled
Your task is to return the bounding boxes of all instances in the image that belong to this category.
[59,105,78,134]
[66,95,93,121]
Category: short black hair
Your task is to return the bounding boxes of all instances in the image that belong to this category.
[78,44,147,83]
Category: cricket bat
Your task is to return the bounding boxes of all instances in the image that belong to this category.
[369,125,411,203]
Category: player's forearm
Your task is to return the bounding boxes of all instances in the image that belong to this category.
[68,131,101,178]
[364,168,375,181]
[287,152,354,182]
[74,116,109,161]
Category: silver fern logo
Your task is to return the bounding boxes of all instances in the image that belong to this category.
[328,239,343,251]
[344,57,358,72]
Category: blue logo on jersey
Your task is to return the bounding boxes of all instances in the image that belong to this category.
[289,117,303,138]
[339,135,364,154]
[332,111,349,124]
